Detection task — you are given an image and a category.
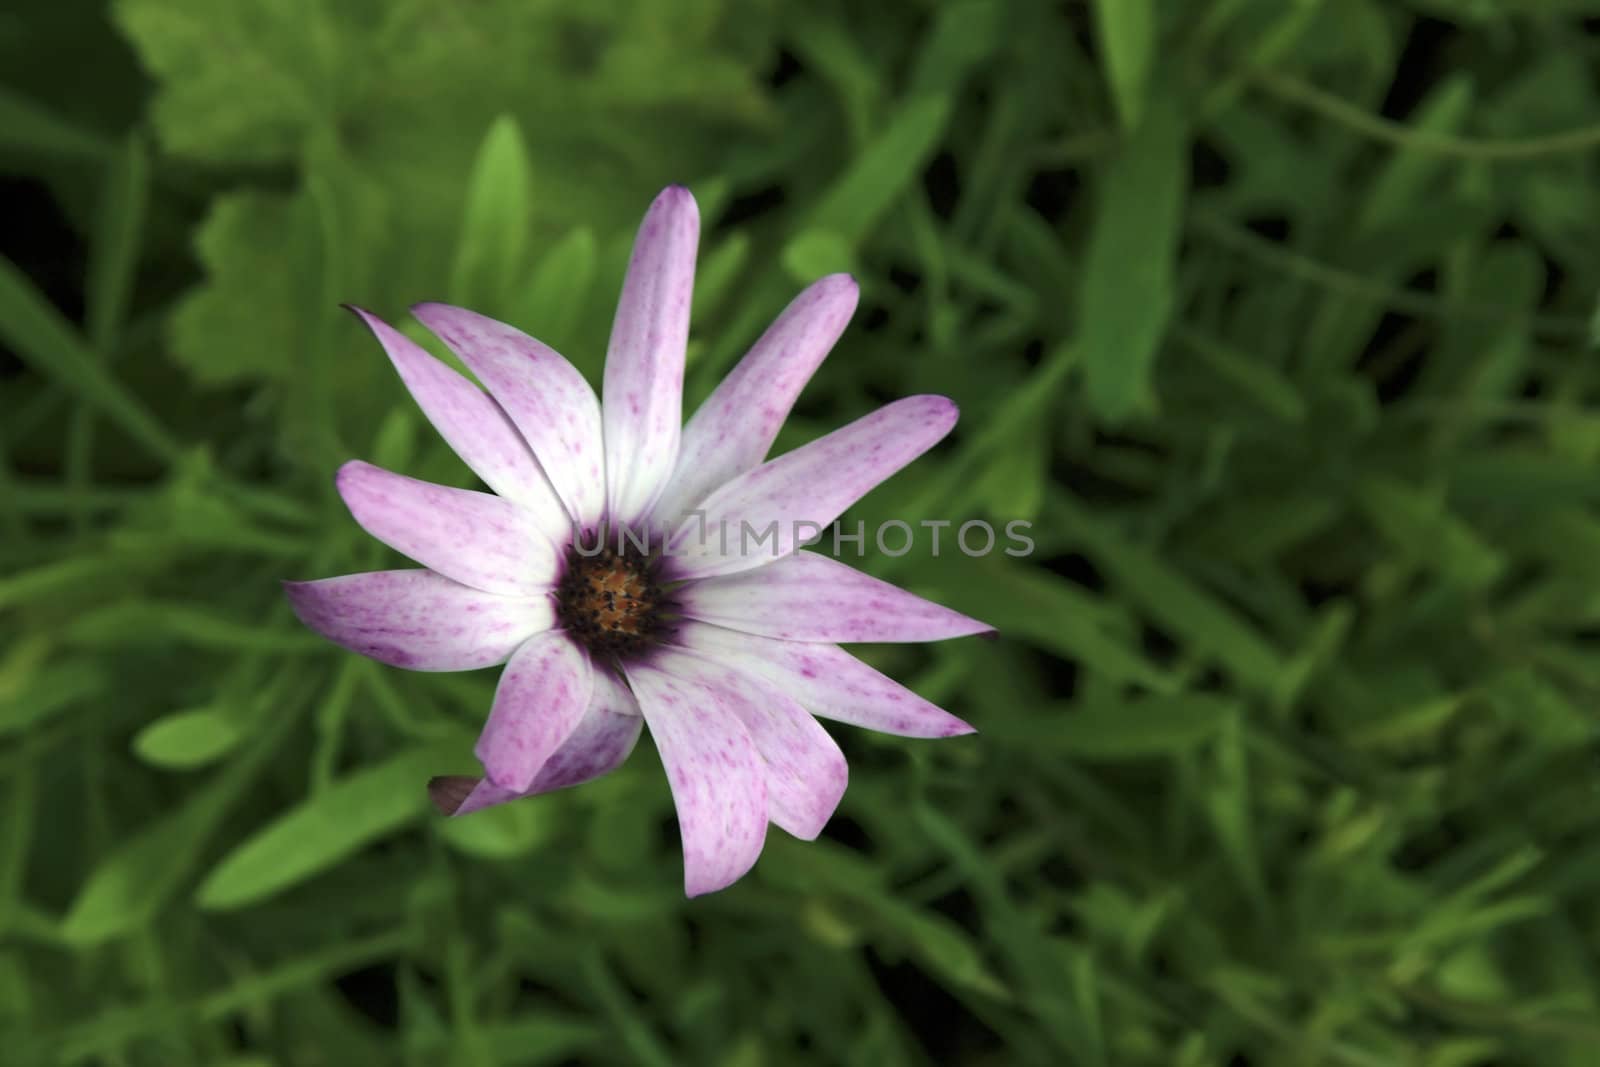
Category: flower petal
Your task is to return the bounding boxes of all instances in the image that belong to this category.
[475,632,594,792]
[652,649,846,840]
[345,307,568,542]
[412,303,605,528]
[625,662,767,896]
[650,274,858,523]
[284,570,554,671]
[678,549,992,643]
[675,621,976,738]
[430,669,642,815]
[336,460,558,596]
[603,186,699,526]
[665,395,958,579]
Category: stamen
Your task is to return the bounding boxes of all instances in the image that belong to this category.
[554,533,674,662]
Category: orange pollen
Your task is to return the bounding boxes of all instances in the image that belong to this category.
[555,539,671,660]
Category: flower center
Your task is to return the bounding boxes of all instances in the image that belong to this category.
[555,535,674,662]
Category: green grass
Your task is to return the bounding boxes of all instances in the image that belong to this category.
[5,0,1600,1063]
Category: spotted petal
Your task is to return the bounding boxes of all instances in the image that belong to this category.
[430,668,642,815]
[284,570,554,671]
[651,274,857,523]
[603,185,698,526]
[475,631,595,793]
[413,303,605,528]
[653,649,846,840]
[345,307,568,542]
[667,395,958,579]
[679,549,991,643]
[676,622,975,738]
[625,663,768,896]
[336,461,558,596]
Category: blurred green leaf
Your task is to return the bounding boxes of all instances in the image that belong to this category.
[515,225,599,355]
[61,793,219,945]
[0,85,111,160]
[1091,0,1155,130]
[132,708,242,770]
[1358,477,1504,590]
[1077,88,1186,419]
[85,134,150,353]
[0,254,182,462]
[1052,694,1238,758]
[450,115,532,314]
[438,798,556,860]
[812,94,952,243]
[916,557,1181,693]
[197,742,463,910]
[780,228,857,285]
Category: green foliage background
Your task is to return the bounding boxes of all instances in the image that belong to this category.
[5,0,1600,1063]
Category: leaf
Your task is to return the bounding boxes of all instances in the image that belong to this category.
[1055,503,1286,692]
[779,228,857,285]
[1077,88,1187,419]
[1358,74,1475,233]
[1357,477,1504,590]
[0,254,182,462]
[0,84,111,160]
[1051,694,1238,759]
[61,698,304,944]
[438,798,556,860]
[908,0,1006,97]
[197,743,463,910]
[914,557,1180,693]
[61,794,218,945]
[112,0,330,164]
[167,190,315,385]
[1091,0,1155,130]
[514,226,598,356]
[450,115,532,314]
[692,231,751,326]
[86,134,151,353]
[811,94,953,243]
[132,708,242,769]
[875,898,1011,1001]
[0,661,106,738]
[123,0,778,393]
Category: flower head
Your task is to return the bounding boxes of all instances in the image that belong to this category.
[286,186,990,895]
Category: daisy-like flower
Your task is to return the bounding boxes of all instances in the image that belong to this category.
[286,186,989,895]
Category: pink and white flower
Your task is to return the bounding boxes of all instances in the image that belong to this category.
[286,186,988,896]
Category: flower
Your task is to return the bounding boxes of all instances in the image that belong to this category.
[285,186,990,895]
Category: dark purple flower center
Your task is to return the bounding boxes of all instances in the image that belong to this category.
[555,535,675,662]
